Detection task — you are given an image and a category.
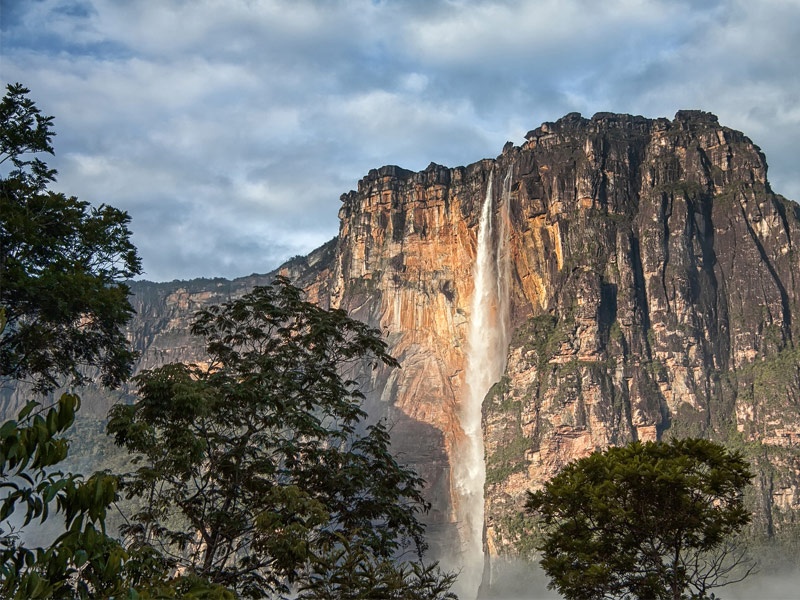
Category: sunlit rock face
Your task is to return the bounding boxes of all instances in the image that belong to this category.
[324,161,497,577]
[6,110,799,594]
[325,111,800,575]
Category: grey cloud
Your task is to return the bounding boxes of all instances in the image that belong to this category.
[582,0,800,198]
[3,0,799,280]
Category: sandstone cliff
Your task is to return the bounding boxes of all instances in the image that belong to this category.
[324,111,800,574]
[5,110,798,588]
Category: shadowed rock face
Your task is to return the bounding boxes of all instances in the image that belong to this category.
[5,111,798,578]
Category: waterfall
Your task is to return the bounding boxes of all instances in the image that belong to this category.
[454,168,511,599]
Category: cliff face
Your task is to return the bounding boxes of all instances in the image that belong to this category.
[6,110,798,580]
[477,112,800,562]
[327,111,800,567]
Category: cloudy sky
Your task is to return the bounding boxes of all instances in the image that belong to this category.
[2,0,799,281]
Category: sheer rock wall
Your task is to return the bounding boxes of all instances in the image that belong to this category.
[6,111,799,573]
[326,111,800,563]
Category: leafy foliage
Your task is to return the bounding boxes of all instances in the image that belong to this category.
[0,83,160,599]
[0,83,55,186]
[527,438,755,600]
[108,277,452,599]
[0,394,129,599]
[298,534,457,600]
[0,82,142,393]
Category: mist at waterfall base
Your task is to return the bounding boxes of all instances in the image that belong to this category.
[474,556,799,600]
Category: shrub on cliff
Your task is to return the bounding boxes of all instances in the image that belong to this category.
[527,438,755,600]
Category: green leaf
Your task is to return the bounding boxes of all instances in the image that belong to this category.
[75,549,88,568]
[17,402,38,421]
[0,419,17,439]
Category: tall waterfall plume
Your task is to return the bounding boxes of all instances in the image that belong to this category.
[454,168,512,598]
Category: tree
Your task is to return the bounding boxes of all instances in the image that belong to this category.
[0,392,129,599]
[0,83,150,599]
[108,277,455,599]
[1,83,141,393]
[526,438,755,600]
[298,534,456,600]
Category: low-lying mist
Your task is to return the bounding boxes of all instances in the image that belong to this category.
[478,557,800,600]
[479,558,560,600]
[724,561,800,600]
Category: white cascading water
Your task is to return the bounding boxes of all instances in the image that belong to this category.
[454,168,511,599]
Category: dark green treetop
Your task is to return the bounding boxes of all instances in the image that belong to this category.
[527,438,755,600]
[1,83,142,393]
[0,82,55,188]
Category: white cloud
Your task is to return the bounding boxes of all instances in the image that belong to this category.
[404,0,693,66]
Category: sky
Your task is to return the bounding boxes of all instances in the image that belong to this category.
[2,0,799,282]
